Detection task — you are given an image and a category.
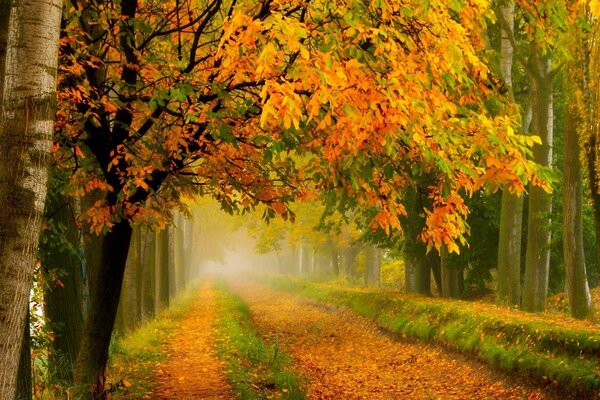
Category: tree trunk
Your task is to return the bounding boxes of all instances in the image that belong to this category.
[404,260,415,293]
[155,229,170,311]
[497,193,523,304]
[563,104,592,318]
[587,19,600,291]
[15,306,31,400]
[414,257,432,296]
[115,230,139,334]
[174,214,186,292]
[523,56,554,313]
[585,133,600,277]
[0,0,62,396]
[364,245,380,287]
[133,227,143,325]
[73,220,133,399]
[496,0,523,306]
[141,228,156,320]
[43,192,84,383]
[168,225,177,298]
[0,0,10,101]
[331,248,339,276]
[563,30,592,319]
[440,251,463,298]
[81,193,104,318]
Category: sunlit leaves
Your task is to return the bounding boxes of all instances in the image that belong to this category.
[54,0,546,252]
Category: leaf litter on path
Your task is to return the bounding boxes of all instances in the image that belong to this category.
[229,280,558,400]
[150,283,233,399]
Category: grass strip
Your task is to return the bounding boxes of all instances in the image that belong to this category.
[107,285,201,399]
[214,281,307,400]
[269,277,600,397]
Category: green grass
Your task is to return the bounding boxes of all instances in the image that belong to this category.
[214,281,307,400]
[269,276,600,397]
[107,285,202,398]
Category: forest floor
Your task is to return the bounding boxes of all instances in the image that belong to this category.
[110,279,570,399]
[226,280,558,400]
[148,283,233,399]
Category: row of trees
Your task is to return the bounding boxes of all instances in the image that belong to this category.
[39,184,199,389]
[243,0,600,320]
[1,0,598,399]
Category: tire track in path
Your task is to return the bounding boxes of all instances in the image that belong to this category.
[151,283,233,399]
[230,280,557,400]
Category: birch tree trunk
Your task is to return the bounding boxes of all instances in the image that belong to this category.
[0,0,62,396]
[15,306,31,400]
[496,0,523,306]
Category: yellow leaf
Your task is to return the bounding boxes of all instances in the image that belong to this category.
[299,46,310,60]
[530,135,542,145]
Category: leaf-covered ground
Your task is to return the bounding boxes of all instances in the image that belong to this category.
[229,280,557,400]
[149,283,233,399]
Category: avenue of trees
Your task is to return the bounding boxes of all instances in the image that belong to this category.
[1,0,600,399]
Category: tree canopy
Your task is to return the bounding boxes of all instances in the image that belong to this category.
[56,0,545,253]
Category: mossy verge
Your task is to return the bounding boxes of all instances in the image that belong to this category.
[107,285,201,399]
[213,281,307,400]
[269,277,600,397]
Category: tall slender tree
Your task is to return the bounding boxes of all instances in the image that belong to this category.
[0,0,62,396]
[496,0,523,306]
[41,188,85,383]
[561,3,594,319]
[585,3,600,284]
[522,54,555,312]
[155,228,170,311]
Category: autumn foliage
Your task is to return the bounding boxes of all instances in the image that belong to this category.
[52,0,546,253]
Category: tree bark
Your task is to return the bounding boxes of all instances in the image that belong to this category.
[563,103,592,319]
[496,0,523,306]
[413,256,432,296]
[404,260,415,293]
[0,0,11,102]
[0,0,62,396]
[141,227,156,320]
[522,56,554,313]
[133,227,143,325]
[440,250,463,298]
[155,229,170,311]
[586,18,600,293]
[81,194,104,318]
[168,224,177,298]
[15,306,31,400]
[174,214,186,291]
[364,245,380,287]
[563,27,592,319]
[42,192,84,383]
[73,221,133,399]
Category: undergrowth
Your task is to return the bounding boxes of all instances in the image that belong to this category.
[270,276,600,397]
[214,281,307,400]
[106,284,201,399]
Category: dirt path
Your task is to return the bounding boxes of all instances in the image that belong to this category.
[230,280,556,400]
[150,284,233,399]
